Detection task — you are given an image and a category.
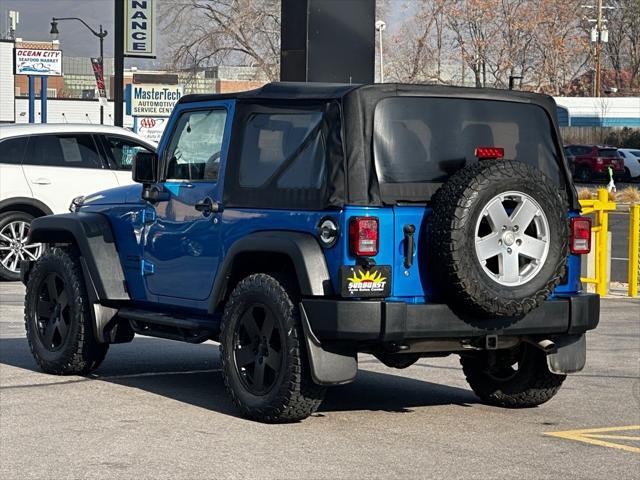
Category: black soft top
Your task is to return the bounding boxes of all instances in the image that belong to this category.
[182,83,578,210]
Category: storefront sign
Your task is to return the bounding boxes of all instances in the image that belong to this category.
[14,48,62,76]
[128,84,183,117]
[124,0,156,58]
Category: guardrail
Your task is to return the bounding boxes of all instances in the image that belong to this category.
[579,189,639,297]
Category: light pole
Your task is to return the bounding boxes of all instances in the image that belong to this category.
[375,20,386,83]
[50,17,107,124]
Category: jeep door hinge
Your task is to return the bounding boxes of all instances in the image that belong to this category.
[141,206,156,225]
[141,259,155,276]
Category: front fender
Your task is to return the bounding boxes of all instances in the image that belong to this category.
[27,213,129,302]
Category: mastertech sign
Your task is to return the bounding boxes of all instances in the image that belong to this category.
[124,0,156,58]
[14,48,63,76]
[127,84,183,117]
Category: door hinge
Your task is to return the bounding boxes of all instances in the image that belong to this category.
[141,259,155,276]
[141,207,156,225]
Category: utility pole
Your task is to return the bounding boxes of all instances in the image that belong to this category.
[583,2,611,97]
[114,0,124,127]
[594,0,603,97]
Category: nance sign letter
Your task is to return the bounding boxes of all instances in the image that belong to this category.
[124,0,155,57]
[131,84,183,117]
[14,49,63,76]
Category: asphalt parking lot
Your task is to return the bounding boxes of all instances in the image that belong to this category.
[1,281,639,480]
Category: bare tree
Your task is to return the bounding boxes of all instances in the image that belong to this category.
[160,0,280,81]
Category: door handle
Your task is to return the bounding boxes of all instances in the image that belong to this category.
[194,197,222,217]
[32,178,51,185]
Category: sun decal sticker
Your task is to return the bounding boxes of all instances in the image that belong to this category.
[341,266,390,296]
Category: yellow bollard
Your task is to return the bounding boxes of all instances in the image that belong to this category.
[629,204,639,298]
[596,189,609,297]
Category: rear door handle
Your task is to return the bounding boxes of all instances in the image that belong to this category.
[32,178,51,185]
[403,224,416,268]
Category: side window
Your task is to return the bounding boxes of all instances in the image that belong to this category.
[165,109,227,181]
[0,137,28,164]
[105,136,152,170]
[239,112,324,188]
[24,134,103,169]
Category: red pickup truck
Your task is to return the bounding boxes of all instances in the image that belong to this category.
[564,144,625,183]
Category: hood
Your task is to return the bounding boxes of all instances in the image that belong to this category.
[82,184,144,207]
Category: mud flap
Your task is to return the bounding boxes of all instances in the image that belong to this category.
[547,334,586,374]
[299,304,357,386]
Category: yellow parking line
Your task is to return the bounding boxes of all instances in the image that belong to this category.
[545,425,640,454]
[583,434,640,441]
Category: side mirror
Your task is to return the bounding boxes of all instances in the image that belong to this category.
[132,151,158,184]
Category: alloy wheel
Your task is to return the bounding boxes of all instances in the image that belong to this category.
[474,191,551,287]
[0,220,43,273]
[233,303,284,395]
[35,273,71,351]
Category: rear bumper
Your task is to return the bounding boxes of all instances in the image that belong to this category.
[301,293,600,342]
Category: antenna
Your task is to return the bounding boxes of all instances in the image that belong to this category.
[85,113,93,124]
[61,112,68,124]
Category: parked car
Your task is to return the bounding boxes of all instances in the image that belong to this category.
[22,83,598,423]
[563,144,625,183]
[617,148,640,181]
[0,123,156,280]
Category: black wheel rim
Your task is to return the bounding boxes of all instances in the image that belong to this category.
[34,273,70,351]
[233,303,284,395]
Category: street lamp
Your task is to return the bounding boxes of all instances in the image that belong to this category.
[50,17,108,124]
[375,20,386,83]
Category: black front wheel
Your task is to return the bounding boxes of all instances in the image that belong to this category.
[24,248,108,374]
[220,273,325,422]
[460,343,565,408]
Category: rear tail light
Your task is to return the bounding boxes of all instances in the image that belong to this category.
[570,217,592,254]
[349,217,379,256]
[596,157,604,165]
[475,147,504,160]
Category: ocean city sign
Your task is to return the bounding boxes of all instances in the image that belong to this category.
[124,0,155,58]
[128,84,183,117]
[14,48,63,76]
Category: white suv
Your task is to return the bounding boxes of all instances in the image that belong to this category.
[0,123,156,280]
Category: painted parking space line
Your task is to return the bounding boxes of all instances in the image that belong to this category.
[545,425,640,454]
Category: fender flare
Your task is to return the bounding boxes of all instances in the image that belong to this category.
[208,231,332,314]
[27,213,129,302]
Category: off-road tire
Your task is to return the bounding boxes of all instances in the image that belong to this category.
[460,344,566,408]
[219,273,326,423]
[24,247,108,374]
[427,160,568,318]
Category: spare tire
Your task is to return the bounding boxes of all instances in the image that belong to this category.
[427,160,568,318]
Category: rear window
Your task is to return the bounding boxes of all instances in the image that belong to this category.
[373,97,561,200]
[598,149,618,158]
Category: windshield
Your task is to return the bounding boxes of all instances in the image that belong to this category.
[373,97,562,201]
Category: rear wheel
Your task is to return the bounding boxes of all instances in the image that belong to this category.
[219,273,325,422]
[460,344,565,408]
[0,211,43,281]
[24,248,108,374]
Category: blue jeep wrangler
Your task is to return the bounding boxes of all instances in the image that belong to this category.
[22,83,599,422]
